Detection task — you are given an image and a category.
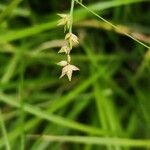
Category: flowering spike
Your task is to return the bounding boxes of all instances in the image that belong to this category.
[65,33,79,48]
[57,14,71,32]
[58,45,71,54]
[59,64,80,81]
[56,1,80,81]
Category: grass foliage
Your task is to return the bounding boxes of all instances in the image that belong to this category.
[0,0,150,149]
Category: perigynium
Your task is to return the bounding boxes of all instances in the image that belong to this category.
[58,45,71,54]
[65,32,79,48]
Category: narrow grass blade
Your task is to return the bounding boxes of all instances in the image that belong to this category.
[27,135,150,148]
[0,110,11,150]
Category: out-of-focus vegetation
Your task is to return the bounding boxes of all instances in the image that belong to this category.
[0,0,150,149]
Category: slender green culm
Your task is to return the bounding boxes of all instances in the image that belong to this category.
[75,0,150,49]
[69,0,75,33]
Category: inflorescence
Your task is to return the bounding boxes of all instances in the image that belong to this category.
[57,0,80,81]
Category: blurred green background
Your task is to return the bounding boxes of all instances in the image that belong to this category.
[0,0,150,150]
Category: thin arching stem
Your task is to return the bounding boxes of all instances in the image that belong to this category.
[75,0,150,50]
